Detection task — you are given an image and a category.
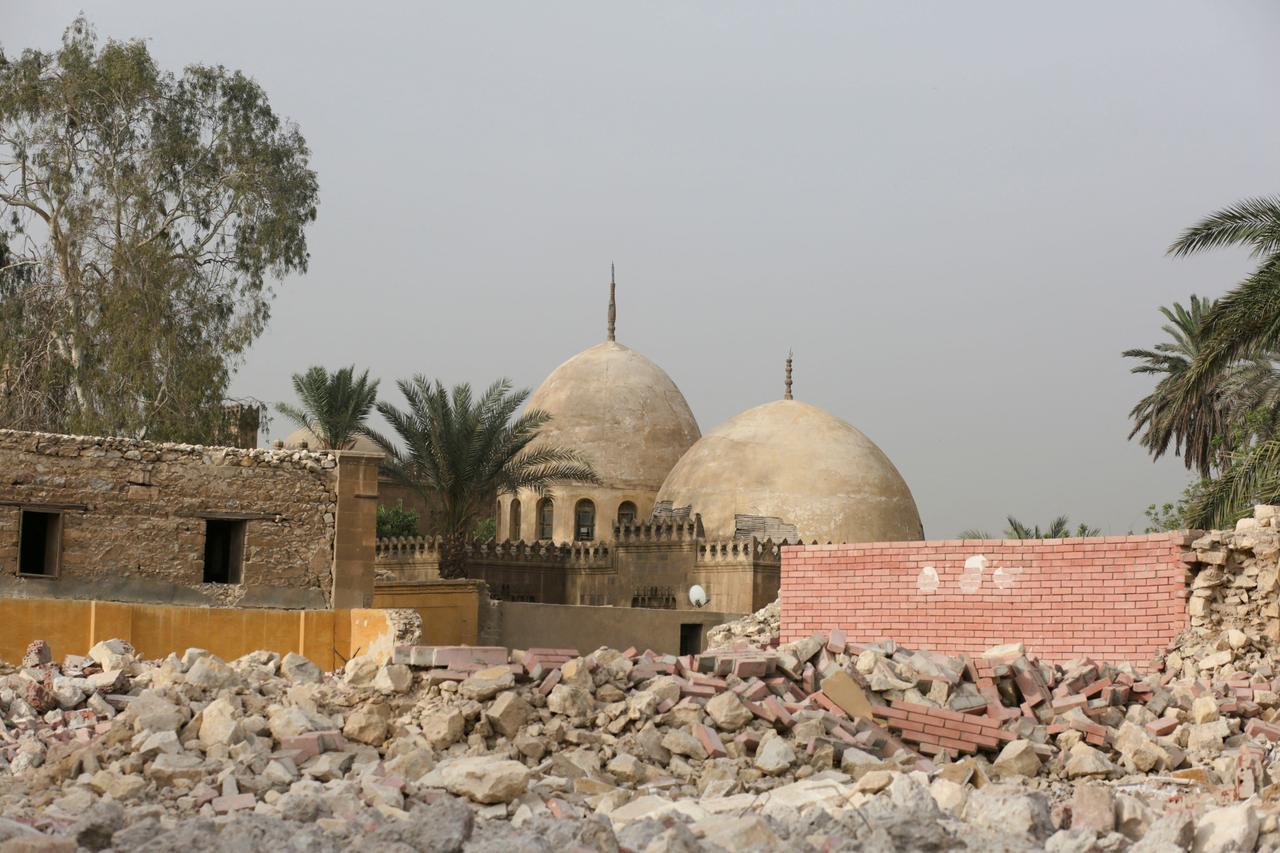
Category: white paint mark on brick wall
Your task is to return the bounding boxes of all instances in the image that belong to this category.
[917,565,939,594]
[958,554,988,594]
[992,565,1023,590]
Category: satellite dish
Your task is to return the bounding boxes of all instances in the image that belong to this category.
[689,585,708,608]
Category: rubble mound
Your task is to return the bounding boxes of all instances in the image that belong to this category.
[3,628,1280,851]
[706,598,780,650]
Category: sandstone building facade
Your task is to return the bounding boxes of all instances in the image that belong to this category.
[0,429,379,609]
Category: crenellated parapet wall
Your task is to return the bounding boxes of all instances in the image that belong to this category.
[612,516,703,544]
[374,510,782,611]
[696,536,786,567]
[375,536,611,569]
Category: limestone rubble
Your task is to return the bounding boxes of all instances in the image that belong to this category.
[7,509,1280,850]
[2,621,1280,853]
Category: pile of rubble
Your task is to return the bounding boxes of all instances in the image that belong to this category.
[706,598,780,650]
[2,625,1280,852]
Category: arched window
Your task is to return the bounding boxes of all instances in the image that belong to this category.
[574,499,596,541]
[508,499,521,541]
[617,501,637,528]
[536,498,554,540]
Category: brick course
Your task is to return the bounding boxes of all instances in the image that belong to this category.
[779,533,1190,663]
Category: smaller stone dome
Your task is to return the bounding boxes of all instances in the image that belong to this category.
[655,399,923,544]
[281,426,381,454]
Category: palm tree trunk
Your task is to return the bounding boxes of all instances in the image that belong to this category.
[438,532,470,580]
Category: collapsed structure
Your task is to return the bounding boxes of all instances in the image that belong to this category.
[1,510,1280,851]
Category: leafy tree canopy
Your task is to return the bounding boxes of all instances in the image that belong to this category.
[376,505,419,539]
[0,17,318,440]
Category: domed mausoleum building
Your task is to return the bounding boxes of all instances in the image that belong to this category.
[655,356,922,544]
[376,275,924,614]
[497,276,700,543]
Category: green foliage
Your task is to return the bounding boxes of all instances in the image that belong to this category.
[367,377,598,579]
[1164,196,1280,431]
[1126,196,1280,530]
[1006,516,1100,538]
[1185,441,1280,530]
[1143,482,1203,532]
[959,516,1101,539]
[1125,296,1280,477]
[0,17,318,440]
[472,517,497,542]
[277,365,378,450]
[376,505,419,539]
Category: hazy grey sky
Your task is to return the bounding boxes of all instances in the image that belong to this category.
[6,2,1279,538]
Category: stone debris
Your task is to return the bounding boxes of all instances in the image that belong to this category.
[706,597,780,650]
[6,502,1280,851]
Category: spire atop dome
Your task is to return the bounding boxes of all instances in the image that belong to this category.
[784,350,793,400]
[607,264,617,342]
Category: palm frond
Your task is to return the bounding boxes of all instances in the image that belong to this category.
[1168,195,1280,259]
[276,364,378,449]
[374,377,598,551]
[1186,440,1280,530]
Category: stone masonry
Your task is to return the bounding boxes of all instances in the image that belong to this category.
[0,429,380,609]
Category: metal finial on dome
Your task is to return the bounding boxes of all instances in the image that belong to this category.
[784,350,793,400]
[607,263,617,342]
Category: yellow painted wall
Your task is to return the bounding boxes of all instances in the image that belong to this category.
[0,598,395,670]
[373,580,483,645]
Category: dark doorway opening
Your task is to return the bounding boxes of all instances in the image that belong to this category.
[19,510,62,576]
[203,519,246,584]
[679,623,702,657]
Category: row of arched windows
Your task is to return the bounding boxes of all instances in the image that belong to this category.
[507,498,638,542]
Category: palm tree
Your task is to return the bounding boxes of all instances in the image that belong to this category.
[366,377,598,579]
[1124,297,1235,477]
[1005,516,1100,539]
[1186,441,1280,530]
[1169,196,1280,404]
[276,365,379,450]
[1127,296,1280,481]
[959,516,1101,539]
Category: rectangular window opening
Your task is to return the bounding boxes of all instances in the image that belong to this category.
[18,510,62,577]
[203,519,246,584]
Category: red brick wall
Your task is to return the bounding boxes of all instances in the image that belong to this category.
[780,533,1191,663]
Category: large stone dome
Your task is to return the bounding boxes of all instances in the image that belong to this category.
[525,341,701,490]
[655,399,923,544]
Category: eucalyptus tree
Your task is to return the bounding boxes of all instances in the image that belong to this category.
[277,365,379,450]
[367,377,598,579]
[0,17,318,440]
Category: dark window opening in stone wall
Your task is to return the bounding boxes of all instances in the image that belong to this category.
[617,501,637,527]
[203,519,246,584]
[575,499,595,541]
[18,510,62,577]
[537,499,554,541]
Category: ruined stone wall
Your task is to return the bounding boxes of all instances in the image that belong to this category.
[1168,505,1280,676]
[0,429,339,608]
[780,532,1191,663]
